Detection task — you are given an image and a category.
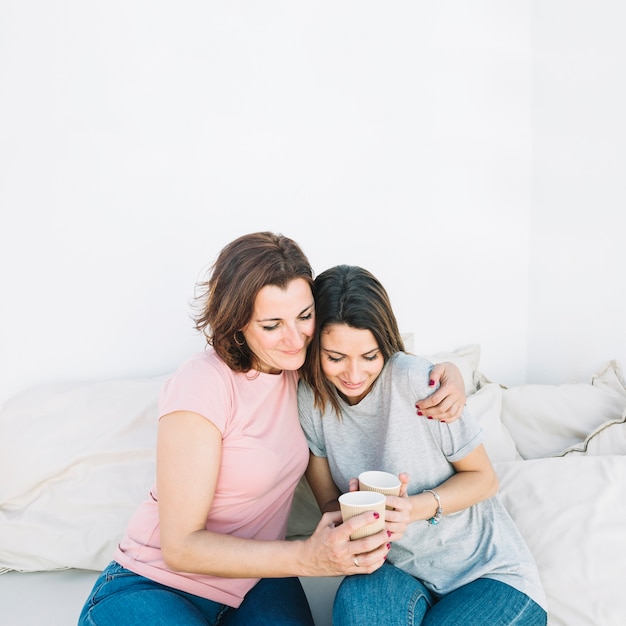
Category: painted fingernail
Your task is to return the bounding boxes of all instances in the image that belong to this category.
[429,379,435,386]
[417,411,423,416]
[386,543,391,549]
[373,512,380,519]
[427,416,433,420]
[441,420,446,423]
[387,531,392,537]
[415,404,421,409]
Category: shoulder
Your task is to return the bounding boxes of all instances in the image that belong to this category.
[386,351,433,379]
[297,380,317,422]
[179,348,241,378]
[161,349,234,401]
[297,378,314,401]
[381,352,435,399]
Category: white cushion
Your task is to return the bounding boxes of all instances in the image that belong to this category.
[554,407,626,457]
[465,382,520,462]
[500,361,626,459]
[495,456,626,626]
[0,377,166,572]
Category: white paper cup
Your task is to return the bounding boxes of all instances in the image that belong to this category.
[338,490,386,539]
[358,470,401,496]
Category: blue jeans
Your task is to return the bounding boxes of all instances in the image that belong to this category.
[78,561,315,625]
[333,562,547,626]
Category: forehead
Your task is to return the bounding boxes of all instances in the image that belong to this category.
[321,324,378,352]
[252,278,313,317]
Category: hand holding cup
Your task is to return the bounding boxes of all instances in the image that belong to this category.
[338,491,386,540]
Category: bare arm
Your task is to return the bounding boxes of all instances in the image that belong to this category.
[305,452,342,513]
[157,411,390,578]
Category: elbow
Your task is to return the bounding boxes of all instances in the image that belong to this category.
[161,539,191,572]
[487,471,499,499]
[161,547,184,572]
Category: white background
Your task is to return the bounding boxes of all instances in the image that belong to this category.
[1,1,625,408]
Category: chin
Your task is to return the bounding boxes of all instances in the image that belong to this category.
[279,355,306,371]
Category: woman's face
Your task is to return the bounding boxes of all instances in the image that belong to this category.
[242,278,315,374]
[320,323,384,405]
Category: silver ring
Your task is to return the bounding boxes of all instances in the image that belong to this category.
[353,556,360,567]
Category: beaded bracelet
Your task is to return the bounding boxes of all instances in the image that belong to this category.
[423,489,443,525]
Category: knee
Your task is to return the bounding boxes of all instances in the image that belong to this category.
[333,566,431,626]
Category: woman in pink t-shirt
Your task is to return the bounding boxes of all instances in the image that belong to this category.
[78,232,466,625]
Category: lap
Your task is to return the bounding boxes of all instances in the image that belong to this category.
[79,562,314,626]
[423,578,547,626]
[221,577,314,626]
[333,564,546,626]
[78,562,223,625]
[333,563,433,626]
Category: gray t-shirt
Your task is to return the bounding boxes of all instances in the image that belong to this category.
[298,351,546,610]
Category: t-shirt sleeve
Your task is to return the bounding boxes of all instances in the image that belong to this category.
[437,406,483,462]
[297,380,327,457]
[158,355,231,434]
[406,354,483,461]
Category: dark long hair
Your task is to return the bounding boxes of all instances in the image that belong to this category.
[192,232,314,372]
[301,264,405,416]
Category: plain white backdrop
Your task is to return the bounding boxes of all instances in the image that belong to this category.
[1,1,625,409]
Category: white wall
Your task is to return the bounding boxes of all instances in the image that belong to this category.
[2,1,622,409]
[529,0,626,383]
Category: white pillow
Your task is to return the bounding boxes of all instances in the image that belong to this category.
[424,344,482,396]
[0,376,166,572]
[495,456,626,626]
[465,383,520,463]
[554,407,626,457]
[500,361,626,459]
[591,359,626,397]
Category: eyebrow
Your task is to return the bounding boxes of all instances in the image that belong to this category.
[321,347,380,358]
[256,302,314,323]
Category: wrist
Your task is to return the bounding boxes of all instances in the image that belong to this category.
[422,489,443,525]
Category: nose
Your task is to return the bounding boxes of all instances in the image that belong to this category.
[283,323,303,349]
[345,359,361,382]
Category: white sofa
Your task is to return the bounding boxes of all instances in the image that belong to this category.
[2,345,626,625]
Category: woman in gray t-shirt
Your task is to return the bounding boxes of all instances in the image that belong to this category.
[298,265,547,626]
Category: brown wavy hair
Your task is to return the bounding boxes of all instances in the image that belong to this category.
[192,232,314,372]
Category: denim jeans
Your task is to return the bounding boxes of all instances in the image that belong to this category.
[78,561,315,625]
[333,562,547,626]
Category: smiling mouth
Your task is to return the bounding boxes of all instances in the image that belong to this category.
[282,348,304,356]
[341,380,364,389]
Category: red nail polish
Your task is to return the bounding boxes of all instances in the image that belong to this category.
[415,404,420,410]
[429,379,435,386]
[441,420,446,423]
[386,543,391,549]
[427,416,433,420]
[417,411,423,416]
[387,531,392,537]
[373,512,380,519]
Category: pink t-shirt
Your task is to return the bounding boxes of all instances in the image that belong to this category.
[115,349,309,607]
